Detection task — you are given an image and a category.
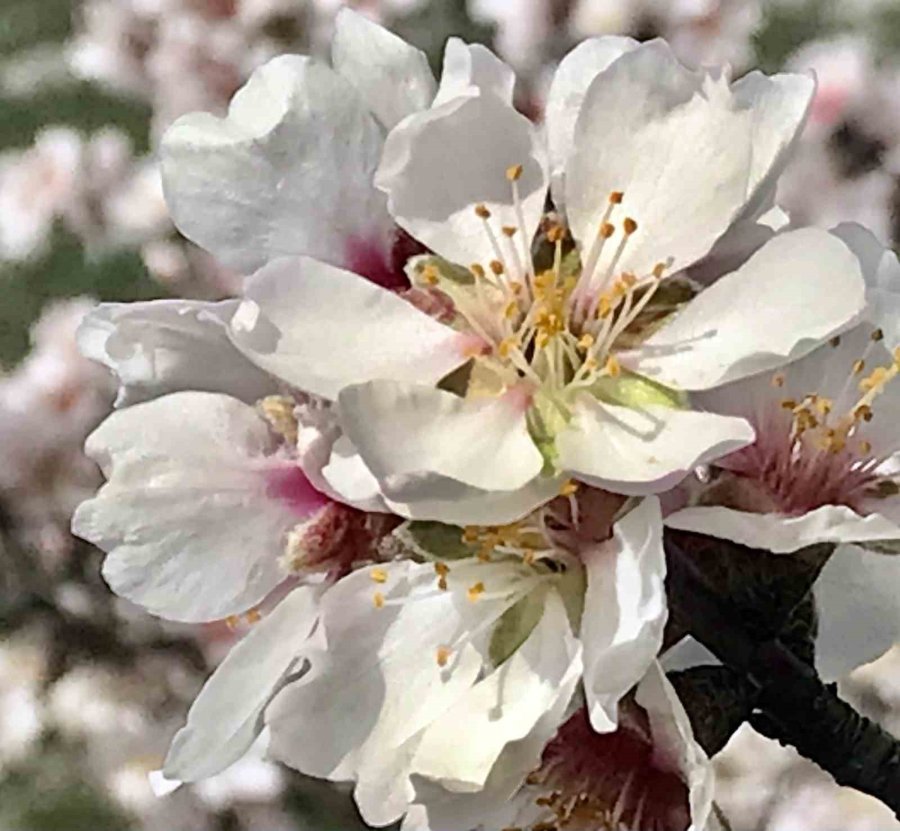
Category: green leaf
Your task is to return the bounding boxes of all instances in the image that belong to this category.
[395,520,475,561]
[489,591,544,667]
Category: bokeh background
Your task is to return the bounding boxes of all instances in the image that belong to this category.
[1,1,900,829]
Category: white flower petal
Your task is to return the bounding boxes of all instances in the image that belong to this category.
[230,256,470,400]
[72,393,329,622]
[78,300,275,408]
[634,663,714,831]
[831,221,900,351]
[161,56,391,274]
[266,559,520,825]
[665,504,900,554]
[582,498,668,733]
[557,395,755,496]
[376,91,547,269]
[545,36,638,209]
[163,586,321,781]
[411,590,581,790]
[631,228,867,390]
[332,8,435,130]
[815,544,900,680]
[338,381,545,497]
[566,41,814,278]
[432,38,515,107]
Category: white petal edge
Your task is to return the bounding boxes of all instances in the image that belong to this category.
[163,586,321,781]
[665,504,900,555]
[78,299,275,408]
[332,8,435,130]
[230,256,471,400]
[581,498,668,733]
[557,394,755,496]
[161,55,391,274]
[631,228,867,391]
[432,38,515,107]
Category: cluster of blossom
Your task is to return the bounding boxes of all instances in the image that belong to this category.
[68,11,900,830]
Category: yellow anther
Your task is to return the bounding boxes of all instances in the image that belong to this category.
[559,480,579,497]
[490,259,505,275]
[652,262,666,279]
[462,527,479,543]
[577,333,595,352]
[854,404,874,422]
[502,225,518,237]
[547,224,566,244]
[498,337,517,358]
[597,296,612,318]
[853,359,866,375]
[604,355,622,378]
[609,190,624,204]
[506,164,524,181]
[620,272,637,288]
[815,397,832,416]
[245,608,261,624]
[373,592,385,609]
[771,373,786,388]
[225,615,241,629]
[504,300,519,320]
[475,204,491,219]
[599,222,615,239]
[780,399,797,410]
[467,582,486,602]
[623,217,638,235]
[370,568,388,584]
[860,367,890,392]
[860,440,873,454]
[436,646,452,667]
[470,263,485,279]
[421,264,440,286]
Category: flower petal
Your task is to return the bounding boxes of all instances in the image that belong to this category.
[832,221,900,351]
[265,559,523,825]
[545,36,638,209]
[411,590,582,790]
[78,300,275,408]
[566,40,814,278]
[376,90,547,269]
[557,394,755,496]
[432,38,516,107]
[665,504,900,554]
[230,256,470,400]
[337,380,545,495]
[814,544,900,680]
[582,498,668,733]
[161,55,391,274]
[630,228,867,390]
[163,586,321,781]
[72,393,328,622]
[332,8,435,130]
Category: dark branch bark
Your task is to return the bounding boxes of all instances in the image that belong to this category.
[665,533,900,816]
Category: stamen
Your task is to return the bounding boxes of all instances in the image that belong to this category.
[370,567,388,584]
[373,592,385,609]
[436,645,452,667]
[467,582,486,602]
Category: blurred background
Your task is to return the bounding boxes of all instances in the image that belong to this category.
[1,0,900,829]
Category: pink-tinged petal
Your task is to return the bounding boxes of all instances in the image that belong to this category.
[72,392,325,623]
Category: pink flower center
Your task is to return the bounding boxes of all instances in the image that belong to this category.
[266,465,331,517]
[526,707,690,831]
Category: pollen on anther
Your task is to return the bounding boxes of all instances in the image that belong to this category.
[547,224,566,244]
[467,582,486,602]
[771,373,786,388]
[559,479,579,497]
[490,260,505,275]
[577,333,595,351]
[475,204,491,219]
[853,359,866,374]
[623,217,638,235]
[373,592,385,609]
[609,190,624,204]
[652,262,666,279]
[436,645,452,667]
[225,615,241,629]
[860,440,873,454]
[506,164,524,182]
[370,568,388,584]
[599,222,615,239]
[604,355,622,378]
[502,225,518,237]
[470,263,485,279]
[245,608,262,624]
[872,328,885,342]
